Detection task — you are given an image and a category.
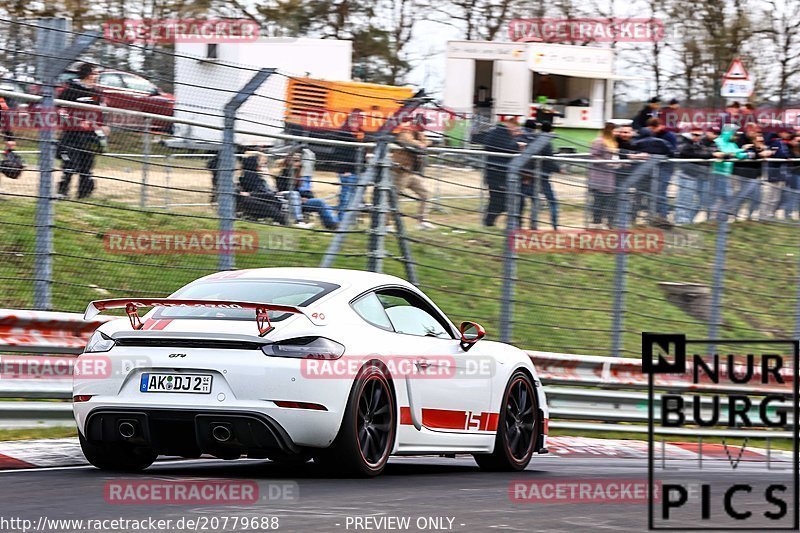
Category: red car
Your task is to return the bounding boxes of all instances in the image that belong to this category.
[33,69,175,133]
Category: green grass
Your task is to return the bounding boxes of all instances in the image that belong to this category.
[552,127,598,151]
[0,197,797,355]
[0,426,77,441]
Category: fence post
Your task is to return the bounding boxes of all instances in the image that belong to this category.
[366,143,391,273]
[609,157,660,356]
[33,21,97,310]
[611,188,634,357]
[140,118,151,209]
[499,134,552,343]
[218,68,274,272]
[707,175,730,352]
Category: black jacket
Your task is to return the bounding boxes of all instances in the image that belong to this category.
[483,123,519,181]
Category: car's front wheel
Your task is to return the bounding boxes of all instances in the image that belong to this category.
[474,371,538,471]
[316,364,396,477]
[79,432,157,472]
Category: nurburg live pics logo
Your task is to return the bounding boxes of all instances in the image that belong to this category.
[642,332,800,530]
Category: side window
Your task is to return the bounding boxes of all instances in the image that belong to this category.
[98,73,124,88]
[351,292,393,331]
[121,74,156,93]
[377,290,452,339]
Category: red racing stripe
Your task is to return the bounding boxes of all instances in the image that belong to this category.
[398,408,499,431]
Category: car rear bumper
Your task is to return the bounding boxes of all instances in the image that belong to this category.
[84,407,300,458]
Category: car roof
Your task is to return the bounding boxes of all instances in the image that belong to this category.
[195,267,415,295]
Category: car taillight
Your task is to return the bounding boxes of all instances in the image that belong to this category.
[261,337,344,360]
[73,395,93,403]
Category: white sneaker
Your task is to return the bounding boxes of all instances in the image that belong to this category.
[295,221,314,229]
[417,221,435,230]
[385,225,396,233]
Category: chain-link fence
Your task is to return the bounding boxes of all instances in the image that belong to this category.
[1,18,799,356]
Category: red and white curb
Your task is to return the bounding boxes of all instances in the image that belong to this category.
[0,436,791,471]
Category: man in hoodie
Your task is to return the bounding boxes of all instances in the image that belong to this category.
[56,63,105,199]
[711,124,749,219]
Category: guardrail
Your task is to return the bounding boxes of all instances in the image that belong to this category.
[0,309,792,439]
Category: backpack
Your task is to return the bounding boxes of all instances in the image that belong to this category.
[0,150,24,179]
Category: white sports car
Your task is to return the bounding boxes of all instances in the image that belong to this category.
[74,268,548,476]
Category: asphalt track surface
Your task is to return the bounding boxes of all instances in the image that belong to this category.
[0,454,794,533]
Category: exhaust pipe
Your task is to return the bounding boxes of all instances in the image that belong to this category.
[211,424,232,442]
[118,421,136,439]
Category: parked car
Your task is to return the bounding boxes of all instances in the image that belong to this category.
[31,68,175,133]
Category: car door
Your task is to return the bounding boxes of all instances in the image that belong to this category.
[369,288,494,435]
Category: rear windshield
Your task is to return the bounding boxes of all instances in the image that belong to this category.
[153,279,339,321]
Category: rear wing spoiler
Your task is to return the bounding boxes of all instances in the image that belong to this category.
[84,298,327,336]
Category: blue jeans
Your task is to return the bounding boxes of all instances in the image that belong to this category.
[304,197,339,229]
[728,177,761,219]
[337,173,358,217]
[283,191,303,223]
[656,164,673,217]
[777,174,799,217]
[521,178,558,229]
[708,172,731,217]
[674,169,709,225]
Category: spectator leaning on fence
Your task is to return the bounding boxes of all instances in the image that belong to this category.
[632,125,674,227]
[614,125,650,221]
[588,122,620,228]
[729,129,772,220]
[391,115,434,230]
[674,126,715,225]
[710,124,748,219]
[765,127,794,218]
[482,115,521,227]
[56,62,106,200]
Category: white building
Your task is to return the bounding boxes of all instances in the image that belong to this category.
[444,41,633,129]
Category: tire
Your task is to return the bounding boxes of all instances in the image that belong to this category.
[79,432,157,472]
[316,364,396,477]
[474,371,538,472]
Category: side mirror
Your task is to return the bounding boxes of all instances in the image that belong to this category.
[459,321,485,351]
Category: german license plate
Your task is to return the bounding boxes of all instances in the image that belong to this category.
[140,373,212,394]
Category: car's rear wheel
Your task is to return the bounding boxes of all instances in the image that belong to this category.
[474,372,537,471]
[316,364,395,477]
[79,432,157,472]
